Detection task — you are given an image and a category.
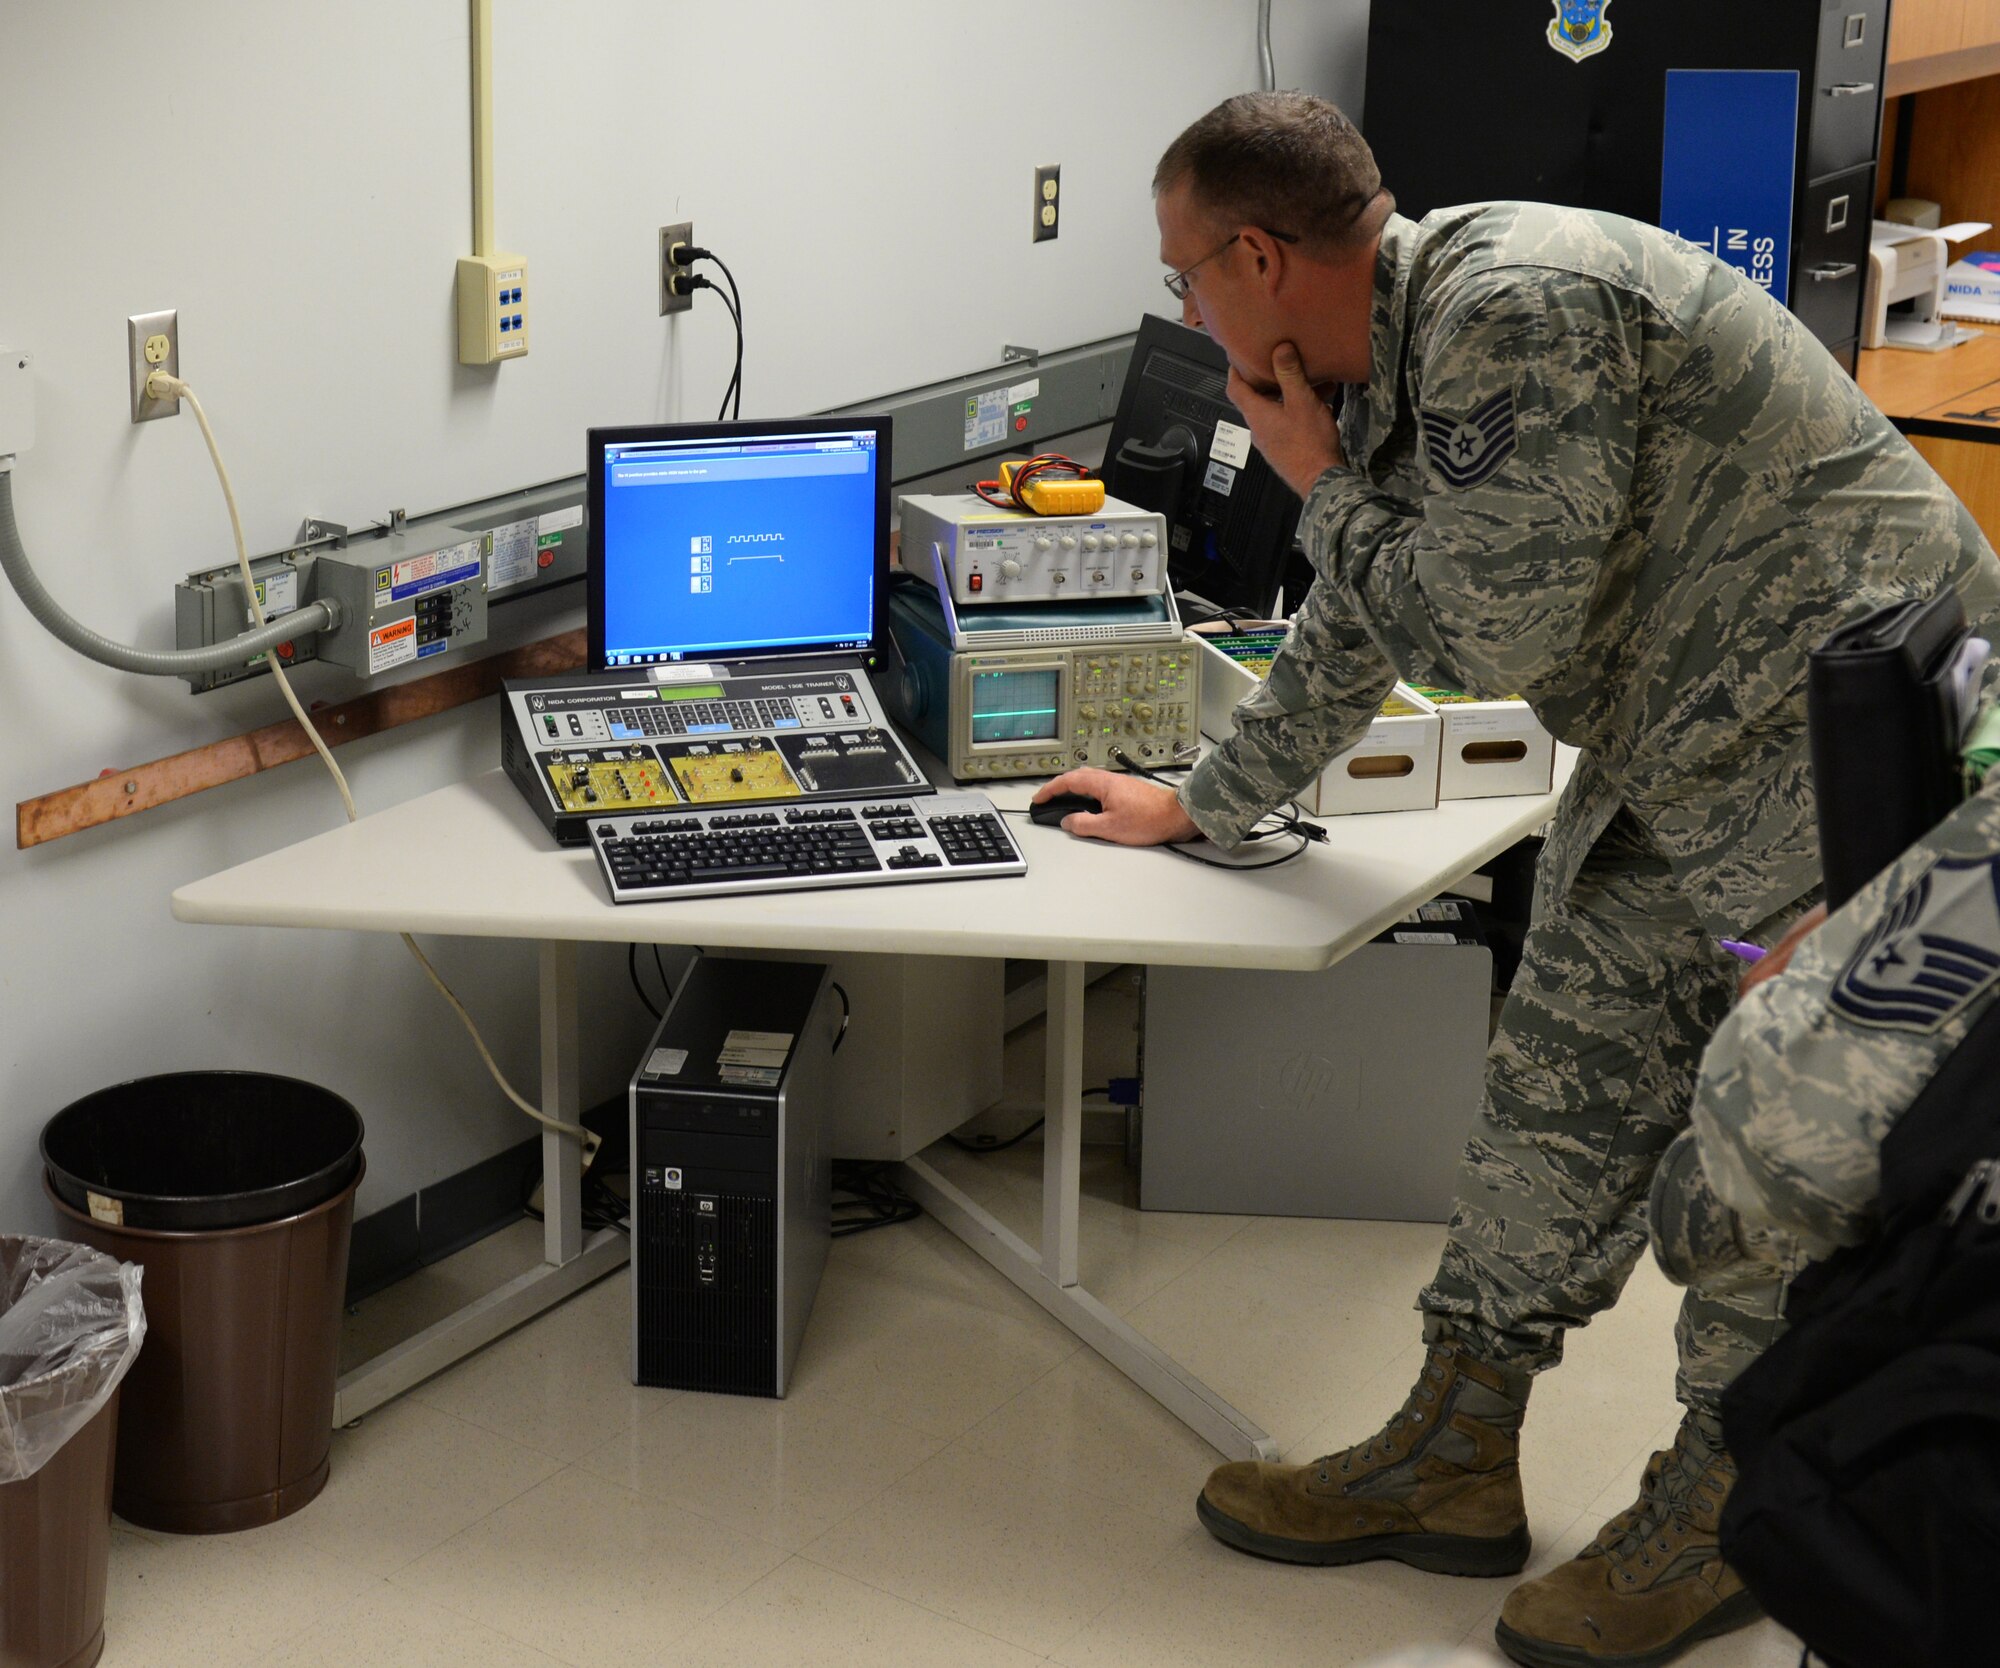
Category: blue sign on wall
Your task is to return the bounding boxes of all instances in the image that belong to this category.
[1659,69,1800,308]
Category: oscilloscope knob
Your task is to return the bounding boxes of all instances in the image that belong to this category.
[1081,535,1100,553]
[1120,532,1139,548]
[1034,536,1054,554]
[999,558,1023,579]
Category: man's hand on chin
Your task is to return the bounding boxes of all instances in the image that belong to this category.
[1225,342,1346,500]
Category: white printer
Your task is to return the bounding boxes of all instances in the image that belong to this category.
[1862,218,1991,351]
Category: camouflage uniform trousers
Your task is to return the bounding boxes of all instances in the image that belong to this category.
[1419,808,1816,1419]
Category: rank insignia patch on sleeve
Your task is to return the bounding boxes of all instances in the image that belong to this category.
[1420,389,1519,490]
[1830,856,2000,1032]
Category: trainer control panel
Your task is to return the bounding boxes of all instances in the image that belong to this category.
[503,661,931,845]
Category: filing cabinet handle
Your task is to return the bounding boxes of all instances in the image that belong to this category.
[1827,81,1877,96]
[1809,262,1859,282]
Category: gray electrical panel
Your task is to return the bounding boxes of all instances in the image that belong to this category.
[172,479,587,691]
[309,534,489,676]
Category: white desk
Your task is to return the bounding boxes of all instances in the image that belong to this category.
[172,760,1569,1458]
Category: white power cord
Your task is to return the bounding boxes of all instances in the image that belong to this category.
[149,371,598,1159]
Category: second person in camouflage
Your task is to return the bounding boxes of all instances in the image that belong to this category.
[1033,90,2000,1668]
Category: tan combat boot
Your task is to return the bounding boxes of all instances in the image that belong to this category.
[1196,1338,1532,1575]
[1495,1417,1761,1668]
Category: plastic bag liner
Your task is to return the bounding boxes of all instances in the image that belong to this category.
[0,1235,144,1484]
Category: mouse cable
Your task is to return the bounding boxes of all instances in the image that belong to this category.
[1108,744,1323,868]
[149,372,598,1160]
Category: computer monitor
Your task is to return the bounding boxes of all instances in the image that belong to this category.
[587,417,891,672]
[1103,314,1303,618]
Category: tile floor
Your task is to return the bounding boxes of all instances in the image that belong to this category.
[98,979,1807,1668]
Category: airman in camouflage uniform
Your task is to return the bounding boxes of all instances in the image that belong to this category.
[1036,92,2000,1668]
[1651,764,2000,1285]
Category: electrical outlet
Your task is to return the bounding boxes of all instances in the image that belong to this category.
[1033,165,1060,243]
[660,221,695,315]
[128,309,180,422]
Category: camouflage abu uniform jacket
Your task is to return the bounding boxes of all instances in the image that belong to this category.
[1179,204,2000,935]
[1662,770,2000,1274]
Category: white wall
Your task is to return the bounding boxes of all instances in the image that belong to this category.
[0,0,1371,1234]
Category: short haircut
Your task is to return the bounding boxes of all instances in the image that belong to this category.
[1154,91,1393,252]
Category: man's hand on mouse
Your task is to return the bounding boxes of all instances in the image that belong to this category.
[1031,767,1201,845]
[1224,342,1346,501]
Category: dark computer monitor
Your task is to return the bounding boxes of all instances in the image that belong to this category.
[1103,314,1303,617]
[587,417,892,673]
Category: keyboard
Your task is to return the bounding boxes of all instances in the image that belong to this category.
[589,790,1027,902]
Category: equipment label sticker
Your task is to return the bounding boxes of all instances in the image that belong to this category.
[1660,69,1799,307]
[538,504,583,537]
[375,537,483,605]
[488,516,537,592]
[720,1064,782,1086]
[368,617,417,674]
[249,568,299,622]
[1203,459,1238,496]
[964,389,1008,450]
[1211,419,1253,471]
[720,1029,792,1070]
[1446,706,1530,735]
[643,1047,688,1078]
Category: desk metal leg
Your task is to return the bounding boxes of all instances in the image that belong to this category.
[540,941,585,1265]
[330,939,629,1424]
[1042,960,1083,1289]
[901,956,1278,1463]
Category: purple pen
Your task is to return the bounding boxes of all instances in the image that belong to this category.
[1718,938,1768,964]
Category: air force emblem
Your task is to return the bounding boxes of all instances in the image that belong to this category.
[1548,0,1613,62]
[1420,389,1519,490]
[1829,855,2000,1033]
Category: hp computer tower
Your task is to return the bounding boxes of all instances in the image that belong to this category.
[1362,1,1889,370]
[630,955,837,1397]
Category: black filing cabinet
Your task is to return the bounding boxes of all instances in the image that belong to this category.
[1363,1,1890,369]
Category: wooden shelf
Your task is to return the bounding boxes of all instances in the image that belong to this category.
[1889,0,2000,90]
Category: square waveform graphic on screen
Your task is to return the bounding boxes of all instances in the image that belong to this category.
[599,428,880,666]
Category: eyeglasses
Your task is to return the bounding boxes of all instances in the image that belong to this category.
[1163,227,1299,300]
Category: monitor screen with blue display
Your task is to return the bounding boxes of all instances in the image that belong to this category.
[587,418,891,672]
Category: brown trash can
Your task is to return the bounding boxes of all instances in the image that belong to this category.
[0,1390,119,1668]
[47,1162,362,1534]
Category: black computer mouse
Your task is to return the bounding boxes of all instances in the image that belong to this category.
[1030,791,1103,826]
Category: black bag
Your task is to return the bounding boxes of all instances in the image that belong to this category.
[1808,590,1979,911]
[1719,997,2000,1667]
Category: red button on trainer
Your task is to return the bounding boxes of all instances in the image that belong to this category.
[969,572,983,592]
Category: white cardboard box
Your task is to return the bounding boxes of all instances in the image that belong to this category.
[1403,685,1556,799]
[1193,630,1441,815]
